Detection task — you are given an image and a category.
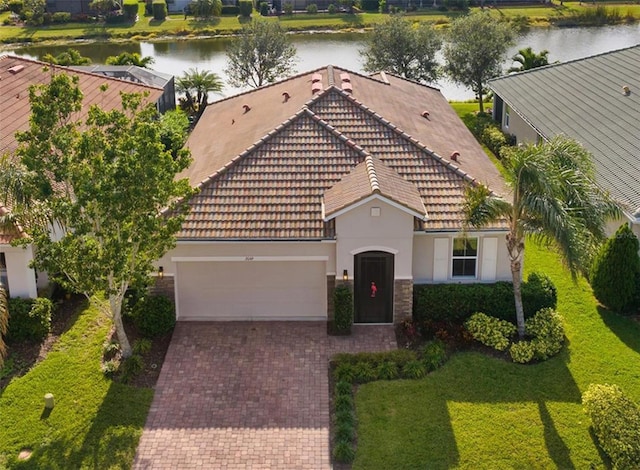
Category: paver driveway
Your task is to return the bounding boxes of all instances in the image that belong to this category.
[134,322,396,469]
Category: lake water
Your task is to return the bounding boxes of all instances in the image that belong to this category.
[3,23,640,100]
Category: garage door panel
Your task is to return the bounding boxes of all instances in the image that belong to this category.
[176,261,327,320]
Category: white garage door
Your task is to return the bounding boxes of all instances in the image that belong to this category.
[176,260,327,320]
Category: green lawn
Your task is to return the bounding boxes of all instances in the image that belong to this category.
[354,241,640,469]
[1,2,639,44]
[0,298,153,469]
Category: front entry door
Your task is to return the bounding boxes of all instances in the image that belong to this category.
[354,251,394,323]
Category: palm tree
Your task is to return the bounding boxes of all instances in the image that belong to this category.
[463,136,620,337]
[106,52,155,68]
[176,68,223,118]
[508,47,549,73]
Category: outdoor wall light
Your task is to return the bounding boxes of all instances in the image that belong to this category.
[343,269,348,281]
[158,266,164,279]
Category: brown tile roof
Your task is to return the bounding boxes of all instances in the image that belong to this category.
[0,205,25,244]
[324,155,427,219]
[0,55,164,158]
[179,66,507,239]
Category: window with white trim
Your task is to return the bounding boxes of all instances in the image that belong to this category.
[504,105,510,129]
[452,238,477,278]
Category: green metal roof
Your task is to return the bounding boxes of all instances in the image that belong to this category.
[489,45,640,219]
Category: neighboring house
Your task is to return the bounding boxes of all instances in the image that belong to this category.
[154,65,511,324]
[0,55,164,298]
[71,65,176,113]
[46,0,92,14]
[489,45,640,238]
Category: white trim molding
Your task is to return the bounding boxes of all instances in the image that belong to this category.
[349,246,399,255]
[171,256,329,262]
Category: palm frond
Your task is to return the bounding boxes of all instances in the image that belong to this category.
[463,184,512,229]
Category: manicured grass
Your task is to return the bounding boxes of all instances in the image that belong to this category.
[449,101,480,119]
[0,298,153,469]
[1,3,639,44]
[354,241,640,469]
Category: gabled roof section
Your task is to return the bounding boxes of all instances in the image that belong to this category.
[323,155,427,220]
[488,45,640,214]
[0,55,164,158]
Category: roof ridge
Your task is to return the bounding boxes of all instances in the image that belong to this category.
[489,44,640,83]
[316,86,483,190]
[369,70,441,92]
[364,155,380,193]
[0,54,164,92]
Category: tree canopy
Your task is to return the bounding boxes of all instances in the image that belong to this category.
[225,19,297,88]
[360,15,441,84]
[190,0,222,18]
[42,48,92,66]
[106,52,155,68]
[463,136,621,336]
[176,68,223,118]
[443,12,514,113]
[508,47,550,73]
[6,73,194,357]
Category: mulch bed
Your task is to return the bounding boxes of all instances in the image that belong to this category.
[1,295,172,391]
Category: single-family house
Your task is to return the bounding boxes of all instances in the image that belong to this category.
[0,55,164,298]
[489,45,640,238]
[153,66,512,323]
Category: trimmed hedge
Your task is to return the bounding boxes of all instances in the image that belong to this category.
[7,297,54,342]
[123,0,138,19]
[238,0,252,16]
[414,272,557,324]
[152,0,167,19]
[465,312,516,351]
[333,285,353,334]
[221,4,239,13]
[132,294,175,338]
[583,383,640,469]
[509,308,565,363]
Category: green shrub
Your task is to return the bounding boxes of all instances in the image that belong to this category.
[420,339,447,371]
[132,294,175,338]
[465,312,516,351]
[221,4,238,13]
[259,1,268,14]
[123,0,138,19]
[7,297,53,342]
[333,362,355,382]
[103,339,121,359]
[333,285,353,334]
[335,408,355,427]
[582,383,640,470]
[51,11,71,22]
[353,361,377,383]
[335,421,354,442]
[333,440,355,463]
[334,393,353,414]
[238,0,252,16]
[152,0,167,19]
[444,0,468,9]
[509,340,535,364]
[283,1,292,14]
[481,125,508,157]
[333,349,416,367]
[414,272,557,324]
[8,0,22,13]
[335,380,351,395]
[402,360,427,379]
[377,0,385,12]
[526,308,564,360]
[305,2,317,13]
[327,2,336,12]
[590,223,640,314]
[120,354,144,383]
[132,338,152,355]
[376,361,399,380]
[101,358,120,376]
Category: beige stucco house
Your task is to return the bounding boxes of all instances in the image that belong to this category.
[489,45,640,239]
[154,66,511,324]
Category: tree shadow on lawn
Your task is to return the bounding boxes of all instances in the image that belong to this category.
[11,381,153,469]
[358,348,583,469]
[597,305,640,354]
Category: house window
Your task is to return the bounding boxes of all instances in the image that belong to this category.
[0,253,9,294]
[504,105,510,129]
[452,238,477,278]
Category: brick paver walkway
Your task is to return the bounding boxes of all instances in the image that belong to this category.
[133,322,396,469]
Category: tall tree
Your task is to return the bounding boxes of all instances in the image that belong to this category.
[508,47,550,73]
[443,12,514,113]
[360,15,441,83]
[225,19,297,88]
[176,68,223,117]
[106,52,155,68]
[42,48,92,66]
[8,73,193,357]
[463,136,620,337]
[191,0,222,19]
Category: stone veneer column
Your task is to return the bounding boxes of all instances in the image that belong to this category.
[393,279,413,323]
[149,275,175,305]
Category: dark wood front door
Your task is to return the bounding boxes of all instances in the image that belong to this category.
[354,251,394,323]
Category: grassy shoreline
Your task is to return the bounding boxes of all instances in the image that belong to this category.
[1,2,638,47]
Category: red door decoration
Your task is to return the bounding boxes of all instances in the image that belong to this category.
[370,281,377,298]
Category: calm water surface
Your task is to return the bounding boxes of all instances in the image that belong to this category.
[3,24,640,100]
